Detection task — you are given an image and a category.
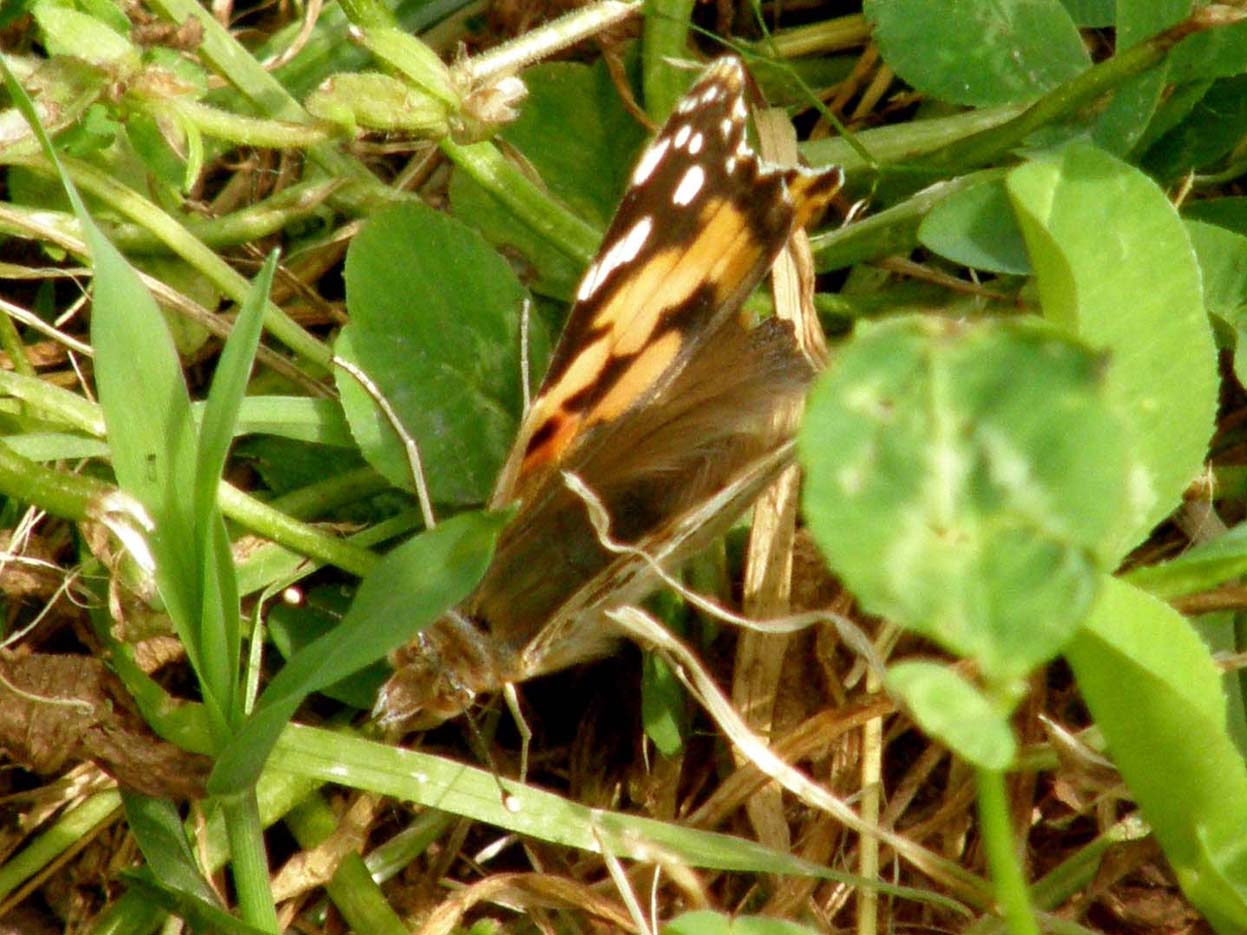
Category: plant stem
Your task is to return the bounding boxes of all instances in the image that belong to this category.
[285,795,410,935]
[976,767,1039,935]
[222,792,280,932]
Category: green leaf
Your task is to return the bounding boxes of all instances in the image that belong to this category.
[1186,220,1247,387]
[207,509,508,794]
[664,910,823,935]
[337,202,535,504]
[502,60,648,226]
[121,869,271,935]
[863,0,1089,107]
[1142,76,1247,181]
[192,252,277,723]
[354,27,458,108]
[1185,196,1247,235]
[32,1,136,65]
[124,111,189,192]
[641,0,696,122]
[641,653,687,757]
[212,396,355,448]
[121,792,223,910]
[917,179,1030,275]
[1060,0,1113,27]
[1170,19,1247,82]
[887,661,1017,770]
[1066,577,1247,932]
[267,586,387,710]
[272,724,964,914]
[450,59,647,298]
[800,316,1127,682]
[1125,521,1247,600]
[305,72,450,135]
[1090,1,1187,155]
[0,55,226,725]
[1006,143,1217,557]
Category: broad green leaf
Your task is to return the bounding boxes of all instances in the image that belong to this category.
[1170,19,1247,82]
[208,509,507,794]
[887,661,1017,770]
[1142,76,1247,181]
[800,316,1127,682]
[1066,577,1247,932]
[1060,0,1113,27]
[90,219,201,643]
[1186,220,1247,387]
[917,179,1030,275]
[1091,0,1188,154]
[1186,196,1247,235]
[863,0,1089,107]
[500,60,648,225]
[337,203,533,504]
[449,59,647,298]
[1188,220,1247,326]
[1006,143,1216,557]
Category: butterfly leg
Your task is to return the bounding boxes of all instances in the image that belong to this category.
[501,681,532,785]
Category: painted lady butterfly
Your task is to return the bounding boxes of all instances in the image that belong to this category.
[378,56,843,728]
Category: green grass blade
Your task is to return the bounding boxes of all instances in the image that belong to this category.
[0,53,229,733]
[193,251,279,724]
[207,509,508,795]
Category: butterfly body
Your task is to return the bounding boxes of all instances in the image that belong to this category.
[379,56,842,729]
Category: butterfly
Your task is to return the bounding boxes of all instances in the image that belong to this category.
[377,56,843,729]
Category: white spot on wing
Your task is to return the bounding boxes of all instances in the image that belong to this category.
[688,131,704,155]
[733,97,748,120]
[615,215,654,264]
[672,165,705,206]
[673,124,691,149]
[576,262,602,301]
[577,216,654,301]
[631,137,669,186]
[720,117,733,138]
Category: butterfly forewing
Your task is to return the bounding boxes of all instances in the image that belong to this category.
[494,57,841,507]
